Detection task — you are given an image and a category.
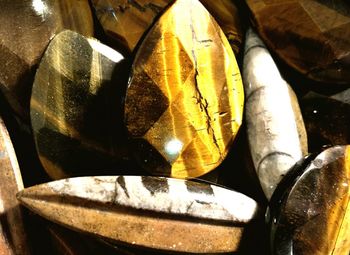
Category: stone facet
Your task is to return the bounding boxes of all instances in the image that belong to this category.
[30,30,132,180]
[124,0,244,178]
[17,176,259,253]
[269,146,350,255]
[243,28,308,199]
[0,0,93,119]
[246,0,350,84]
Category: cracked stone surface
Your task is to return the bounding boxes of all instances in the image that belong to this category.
[124,0,244,178]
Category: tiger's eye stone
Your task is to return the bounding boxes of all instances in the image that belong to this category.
[246,0,350,84]
[199,0,242,54]
[0,0,93,119]
[301,92,350,152]
[92,0,242,54]
[30,30,131,180]
[124,0,244,178]
[269,146,350,255]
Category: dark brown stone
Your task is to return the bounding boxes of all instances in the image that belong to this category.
[301,92,350,152]
[30,30,136,179]
[269,146,350,255]
[0,0,94,119]
[246,0,350,85]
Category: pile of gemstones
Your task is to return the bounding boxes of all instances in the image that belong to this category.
[0,0,349,254]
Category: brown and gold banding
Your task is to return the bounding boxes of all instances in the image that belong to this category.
[273,145,350,255]
[124,0,244,178]
[30,30,131,179]
[0,0,93,119]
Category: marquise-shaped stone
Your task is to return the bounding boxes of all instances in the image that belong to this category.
[269,146,350,255]
[30,30,131,180]
[92,0,242,54]
[0,0,93,119]
[124,0,244,178]
[246,0,350,84]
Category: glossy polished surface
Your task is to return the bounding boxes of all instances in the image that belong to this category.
[17,176,259,253]
[246,0,350,84]
[0,117,30,255]
[92,0,172,52]
[30,30,130,180]
[270,146,350,255]
[243,29,308,199]
[0,0,93,118]
[301,92,350,152]
[92,0,242,54]
[124,0,244,178]
[200,0,242,54]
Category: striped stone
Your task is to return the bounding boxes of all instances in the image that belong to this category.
[17,176,259,253]
[0,0,93,118]
[270,145,350,255]
[124,0,244,178]
[243,28,308,199]
[30,30,129,180]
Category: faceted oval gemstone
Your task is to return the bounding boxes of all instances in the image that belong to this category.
[124,0,244,178]
[246,0,350,85]
[30,30,131,180]
[92,0,242,54]
[269,146,350,255]
[0,0,93,119]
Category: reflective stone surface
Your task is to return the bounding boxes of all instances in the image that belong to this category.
[301,92,350,152]
[92,0,242,54]
[246,0,350,84]
[17,176,260,254]
[200,0,242,54]
[30,30,132,180]
[0,117,30,255]
[269,146,350,255]
[124,0,244,178]
[0,0,93,119]
[243,28,308,199]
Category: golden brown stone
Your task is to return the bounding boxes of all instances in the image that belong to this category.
[30,30,133,180]
[246,0,350,84]
[0,117,30,255]
[269,146,350,255]
[0,0,93,119]
[124,0,244,178]
[200,0,242,54]
[92,0,242,54]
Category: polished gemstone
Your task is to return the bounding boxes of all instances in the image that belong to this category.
[269,146,350,255]
[30,30,132,180]
[200,0,242,54]
[92,0,173,52]
[246,0,350,84]
[0,117,30,254]
[92,0,242,54]
[301,92,350,152]
[17,176,259,253]
[0,0,93,119]
[124,0,244,178]
[243,28,308,199]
